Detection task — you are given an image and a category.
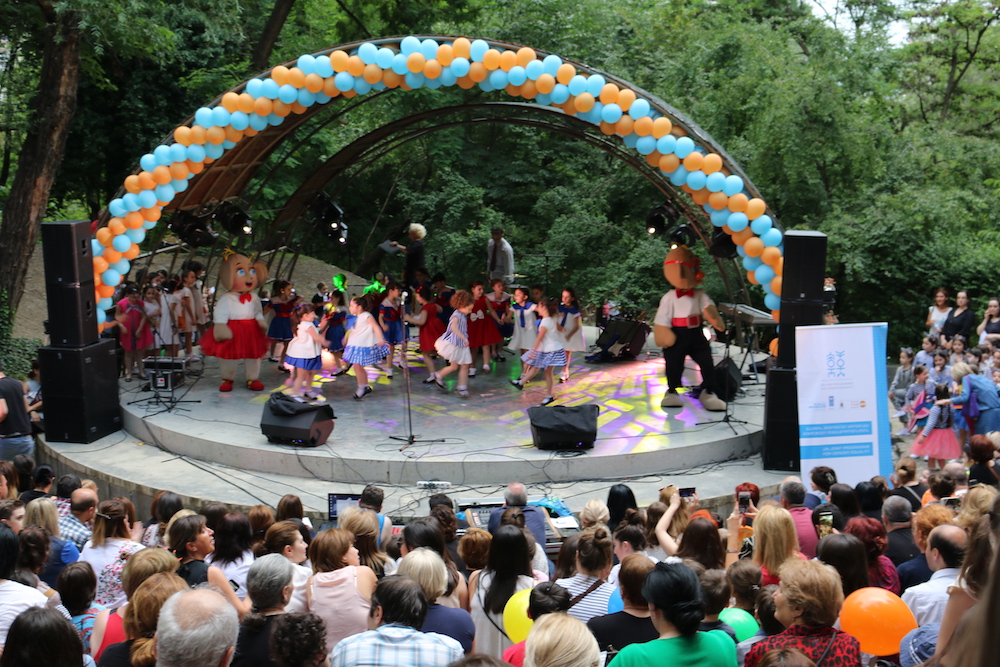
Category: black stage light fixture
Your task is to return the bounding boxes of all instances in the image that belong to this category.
[668,224,696,249]
[314,195,347,245]
[168,210,217,248]
[213,201,253,237]
[645,202,682,237]
[709,228,739,259]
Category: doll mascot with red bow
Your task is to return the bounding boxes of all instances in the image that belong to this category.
[200,252,269,392]
[653,244,727,411]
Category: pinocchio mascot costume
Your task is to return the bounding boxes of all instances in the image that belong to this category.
[200,250,269,392]
[653,244,727,411]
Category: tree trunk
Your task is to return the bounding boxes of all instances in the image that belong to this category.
[0,12,82,316]
[251,0,297,72]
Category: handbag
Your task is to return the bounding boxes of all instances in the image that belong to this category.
[966,388,980,419]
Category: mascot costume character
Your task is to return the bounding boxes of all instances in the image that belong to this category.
[200,251,269,392]
[653,244,727,411]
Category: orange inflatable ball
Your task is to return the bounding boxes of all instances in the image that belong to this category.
[225,125,244,140]
[774,257,784,277]
[271,100,292,118]
[124,211,144,229]
[727,193,749,213]
[747,270,759,285]
[174,126,192,146]
[841,588,917,657]
[169,162,189,180]
[244,127,259,137]
[189,125,207,145]
[96,227,113,247]
[769,336,779,355]
[574,92,595,113]
[599,83,619,105]
[323,78,340,96]
[452,38,471,59]
[617,88,636,111]
[733,227,754,245]
[135,172,154,191]
[365,63,385,83]
[708,191,729,210]
[744,237,764,257]
[423,60,442,80]
[659,154,680,173]
[238,92,256,113]
[288,67,306,88]
[770,276,782,296]
[535,73,555,94]
[102,248,123,264]
[152,165,171,185]
[271,65,290,86]
[516,47,536,67]
[93,256,109,274]
[599,121,618,136]
[691,189,710,205]
[141,207,162,222]
[123,243,140,260]
[645,151,661,167]
[482,49,500,70]
[680,184,693,194]
[108,217,126,236]
[504,83,521,97]
[305,73,325,93]
[469,62,488,83]
[346,55,365,77]
[556,63,575,84]
[499,50,517,72]
[761,246,782,266]
[206,126,227,144]
[683,152,704,172]
[520,80,538,99]
[330,50,349,72]
[722,225,733,235]
[702,153,723,174]
[561,99,577,115]
[98,284,115,299]
[615,115,634,136]
[436,44,455,66]
[222,91,240,112]
[124,175,141,194]
[652,117,673,138]
[745,198,766,220]
[186,160,205,175]
[634,116,653,137]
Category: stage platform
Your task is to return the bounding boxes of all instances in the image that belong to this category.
[40,333,785,519]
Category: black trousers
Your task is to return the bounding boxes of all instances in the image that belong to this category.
[663,327,716,393]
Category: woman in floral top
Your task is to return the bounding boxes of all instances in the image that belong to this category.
[79,499,144,608]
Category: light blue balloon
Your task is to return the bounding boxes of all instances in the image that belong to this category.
[153,145,172,165]
[727,212,749,232]
[278,84,297,104]
[297,89,317,106]
[142,220,157,230]
[112,259,130,275]
[375,48,394,70]
[171,178,188,193]
[91,239,103,256]
[628,98,650,119]
[139,154,157,172]
[138,190,157,209]
[334,72,355,92]
[169,143,187,163]
[761,228,783,247]
[535,92,552,105]
[122,193,141,212]
[194,107,214,128]
[525,60,543,80]
[404,72,425,89]
[674,136,695,158]
[742,255,763,271]
[686,170,707,191]
[98,297,113,311]
[265,114,283,127]
[315,55,333,78]
[424,76,443,90]
[102,269,121,286]
[358,43,378,65]
[470,39,489,62]
[507,66,526,86]
[656,135,677,154]
[568,75,587,96]
[608,588,624,613]
[392,53,410,76]
[297,54,317,74]
[315,92,332,104]
[112,234,131,252]
[635,135,657,155]
[353,79,372,95]
[750,215,773,236]
[756,265,776,286]
[400,36,421,55]
[723,175,744,196]
[478,80,495,93]
[542,54,562,76]
[550,83,569,104]
[154,184,175,202]
[222,139,236,149]
[450,57,470,77]
[246,79,263,97]
[439,68,457,87]
[187,144,207,162]
[669,165,689,186]
[211,106,230,127]
[586,74,606,97]
[702,202,715,213]
[488,69,508,88]
[710,209,730,227]
[623,133,640,148]
[581,103,603,125]
[706,172,726,193]
[230,111,249,131]
[125,227,146,243]
[601,103,623,124]
[736,245,747,258]
[765,294,781,311]
[420,39,439,61]
[261,78,280,99]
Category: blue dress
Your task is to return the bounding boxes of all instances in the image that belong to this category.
[324,308,347,352]
[379,302,405,345]
[267,299,296,340]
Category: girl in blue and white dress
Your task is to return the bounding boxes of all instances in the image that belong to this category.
[431,290,475,398]
[284,304,329,400]
[378,282,405,378]
[558,287,586,383]
[343,294,389,400]
[509,287,537,355]
[510,297,566,406]
[320,290,349,375]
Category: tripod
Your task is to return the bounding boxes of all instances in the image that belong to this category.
[388,299,447,450]
[696,320,749,435]
[128,307,200,412]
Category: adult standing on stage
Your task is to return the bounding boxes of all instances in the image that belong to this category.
[487,227,514,282]
[390,223,427,287]
[940,289,975,346]
[0,360,34,460]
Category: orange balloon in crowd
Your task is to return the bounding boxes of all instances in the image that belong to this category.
[136,172,154,191]
[482,49,500,70]
[381,70,401,88]
[499,50,517,72]
[770,276,782,296]
[124,175,141,194]
[469,62,488,82]
[436,44,454,66]
[330,51,349,72]
[556,63,575,84]
[599,121,617,136]
[733,227,754,245]
[561,99,577,115]
[456,75,475,89]
[769,337,779,355]
[305,73,324,93]
[683,152,703,171]
[288,67,306,88]
[744,237,764,257]
[141,207,162,221]
[535,74,555,94]
[761,246,781,266]
[323,78,340,96]
[189,126,207,145]
[341,90,357,98]
[680,184,693,194]
[222,92,240,112]
[346,56,365,77]
[238,93,256,113]
[124,212,144,230]
[659,154,680,173]
[452,38,471,59]
[841,588,917,657]
[615,116,634,135]
[96,228,113,246]
[366,63,385,83]
[722,225,733,234]
[174,126,192,146]
[774,257,784,276]
[206,126,226,144]
[745,198,766,220]
[574,93,595,112]
[702,153,723,174]
[226,125,244,140]
[271,65,289,86]
[516,47,536,67]
[504,83,521,97]
[123,244,140,260]
[747,271,759,285]
[244,127,259,137]
[93,256,109,274]
[617,89,635,110]
[599,83,619,105]
[728,193,748,212]
[708,191,729,210]
[423,60,442,79]
[652,117,673,138]
[673,125,688,137]
[634,117,653,136]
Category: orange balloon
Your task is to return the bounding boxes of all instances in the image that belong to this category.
[702,153,723,174]
[482,49,500,70]
[287,67,306,88]
[733,227,754,245]
[771,311,780,325]
[93,256,109,273]
[617,89,635,111]
[504,83,521,97]
[770,276,782,296]
[253,96,273,116]
[556,63,575,84]
[516,47,536,67]
[683,152,704,171]
[456,75,475,89]
[761,246,781,266]
[97,284,115,299]
[108,217,126,236]
[174,126,192,146]
[722,225,733,235]
[745,198,766,220]
[645,151,661,167]
[323,77,340,96]
[124,212,144,229]
[499,50,517,72]
[469,62,488,83]
[227,124,245,141]
[436,44,454,66]
[774,257,784,276]
[708,191,729,210]
[383,70,402,88]
[452,38,471,59]
[747,271,759,285]
[271,65,289,86]
[134,172,153,192]
[103,248,122,264]
[691,189,710,205]
[561,99,577,115]
[152,166,172,185]
[728,193,749,212]
[744,237,764,257]
[633,116,653,136]
[423,60,442,79]
[189,125,207,145]
[271,100,291,117]
[244,127,259,137]
[535,74,555,94]
[652,117,673,138]
[574,92,595,112]
[141,207,162,222]
[346,56,365,77]
[673,124,689,137]
[169,162,189,180]
[599,83,619,105]
[305,73,324,93]
[841,588,917,656]
[615,116,634,136]
[288,101,305,115]
[238,92,256,113]
[520,79,537,99]
[222,91,240,112]
[330,51,349,73]
[365,63,385,83]
[659,154,680,172]
[124,175,141,194]
[599,121,617,136]
[123,243,140,260]
[680,184,693,194]
[96,228,113,246]
[206,126,226,144]
[340,90,357,98]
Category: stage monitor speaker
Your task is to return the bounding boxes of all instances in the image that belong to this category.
[776,231,827,369]
[762,366,800,471]
[715,358,743,402]
[593,320,650,358]
[261,403,335,447]
[527,404,599,450]
[41,220,94,286]
[38,339,121,443]
[45,282,98,347]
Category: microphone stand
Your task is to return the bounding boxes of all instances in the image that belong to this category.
[695,319,749,435]
[389,292,447,450]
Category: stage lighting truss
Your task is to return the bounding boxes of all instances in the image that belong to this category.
[645,202,682,238]
[313,194,347,245]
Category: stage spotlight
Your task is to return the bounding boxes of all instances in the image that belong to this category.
[212,201,253,238]
[314,195,347,245]
[709,228,738,259]
[668,224,696,249]
[168,211,217,248]
[645,202,681,237]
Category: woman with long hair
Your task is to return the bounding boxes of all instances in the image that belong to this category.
[401,518,468,608]
[606,484,638,534]
[815,533,870,597]
[0,606,91,667]
[470,524,535,658]
[140,491,183,549]
[167,513,250,616]
[828,484,861,521]
[207,511,255,599]
[430,503,467,573]
[676,517,725,570]
[752,506,802,586]
[338,506,392,578]
[248,505,275,555]
[259,520,311,613]
[643,502,669,561]
[79,499,145,608]
[306,528,377,649]
[100,572,189,667]
[609,509,647,585]
[843,516,899,594]
[24,496,78,587]
[500,507,548,581]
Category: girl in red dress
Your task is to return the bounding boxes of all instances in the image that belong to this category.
[466,280,503,376]
[404,285,446,377]
[486,278,512,363]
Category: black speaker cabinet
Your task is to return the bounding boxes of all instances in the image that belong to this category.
[776,231,828,369]
[527,404,599,450]
[45,282,98,347]
[41,220,94,286]
[715,358,743,402]
[762,366,800,471]
[594,319,651,358]
[261,403,335,447]
[38,339,122,443]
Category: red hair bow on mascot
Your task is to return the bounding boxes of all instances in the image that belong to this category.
[652,244,727,411]
[200,252,269,392]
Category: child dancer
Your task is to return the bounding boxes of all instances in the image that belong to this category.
[342,295,389,400]
[433,273,456,325]
[467,281,503,376]
[911,383,960,471]
[510,297,565,406]
[378,282,405,378]
[115,285,153,381]
[557,287,585,383]
[431,290,474,398]
[509,287,537,356]
[319,290,349,375]
[267,280,300,369]
[486,279,512,363]
[284,304,329,400]
[403,285,445,378]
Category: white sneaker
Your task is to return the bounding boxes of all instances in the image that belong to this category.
[892,409,906,418]
[386,368,393,378]
[469,368,477,377]
[482,363,491,374]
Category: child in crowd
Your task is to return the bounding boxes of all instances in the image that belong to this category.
[914,334,937,368]
[929,350,951,385]
[432,273,455,325]
[558,287,585,383]
[466,281,503,376]
[486,278,512,363]
[431,290,475,397]
[949,335,968,366]
[403,285,445,378]
[378,282,405,378]
[267,280,300,369]
[284,304,328,400]
[904,365,935,434]
[143,285,165,354]
[509,287,537,356]
[319,290,349,376]
[161,279,184,358]
[911,383,959,471]
[511,297,566,406]
[889,347,915,416]
[115,285,152,381]
[342,294,389,400]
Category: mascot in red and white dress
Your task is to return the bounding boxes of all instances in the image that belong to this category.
[200,252,269,392]
[653,244,727,411]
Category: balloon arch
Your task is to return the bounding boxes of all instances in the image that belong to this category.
[89,35,785,326]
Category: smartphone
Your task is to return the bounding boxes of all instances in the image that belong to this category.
[942,496,962,511]
[679,487,696,502]
[738,491,751,516]
[817,511,834,539]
